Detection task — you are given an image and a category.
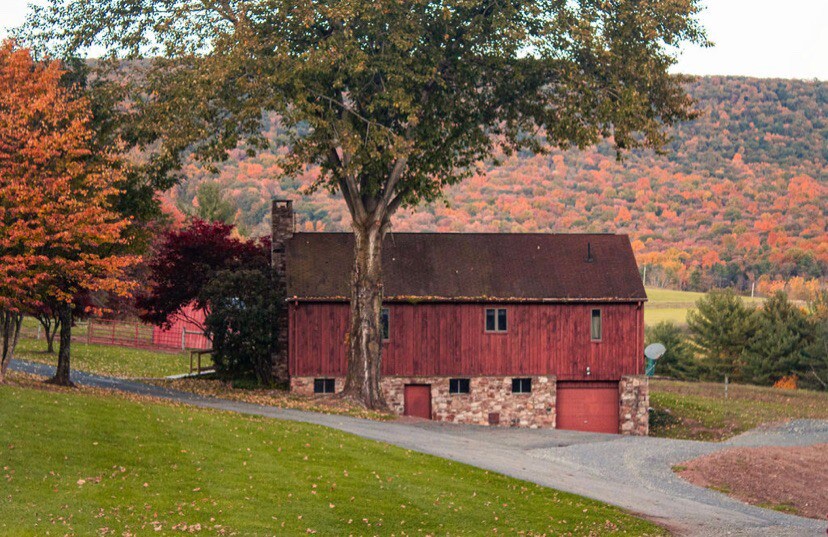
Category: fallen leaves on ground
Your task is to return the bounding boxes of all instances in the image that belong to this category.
[146,378,395,421]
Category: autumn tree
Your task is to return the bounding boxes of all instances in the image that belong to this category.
[0,41,137,385]
[136,219,270,330]
[24,0,707,406]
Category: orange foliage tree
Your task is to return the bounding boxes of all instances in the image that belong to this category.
[0,41,138,385]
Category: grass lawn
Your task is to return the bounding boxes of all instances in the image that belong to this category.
[0,378,665,536]
[13,337,195,379]
[644,287,764,327]
[650,379,828,441]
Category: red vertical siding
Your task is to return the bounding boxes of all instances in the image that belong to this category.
[289,302,644,380]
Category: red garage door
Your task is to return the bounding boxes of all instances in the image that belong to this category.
[556,382,619,433]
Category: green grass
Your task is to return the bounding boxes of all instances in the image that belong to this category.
[643,307,691,326]
[650,379,828,441]
[644,287,764,327]
[644,288,706,303]
[14,338,195,379]
[0,382,665,536]
[757,502,800,515]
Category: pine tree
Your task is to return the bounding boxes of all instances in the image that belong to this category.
[687,289,756,381]
[744,292,813,385]
[645,321,698,380]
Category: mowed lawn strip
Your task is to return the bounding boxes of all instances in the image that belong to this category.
[13,337,194,379]
[0,381,665,536]
[643,287,763,326]
[650,380,828,441]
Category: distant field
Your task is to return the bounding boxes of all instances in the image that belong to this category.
[644,287,762,326]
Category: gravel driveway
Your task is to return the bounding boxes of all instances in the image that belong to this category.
[10,360,828,536]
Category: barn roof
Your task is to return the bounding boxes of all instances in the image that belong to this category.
[285,232,646,303]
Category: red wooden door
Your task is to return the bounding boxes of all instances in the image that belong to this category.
[556,382,619,433]
[404,384,432,419]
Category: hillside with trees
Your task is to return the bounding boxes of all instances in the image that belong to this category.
[165,76,827,294]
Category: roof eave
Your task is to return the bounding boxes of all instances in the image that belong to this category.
[286,295,648,303]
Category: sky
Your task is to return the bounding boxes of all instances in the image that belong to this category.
[1,0,826,80]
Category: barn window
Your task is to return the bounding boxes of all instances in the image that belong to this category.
[591,309,602,341]
[313,378,336,394]
[449,378,470,394]
[485,308,507,332]
[381,308,390,340]
[511,378,532,394]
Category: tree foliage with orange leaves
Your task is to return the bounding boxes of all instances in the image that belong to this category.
[0,41,138,384]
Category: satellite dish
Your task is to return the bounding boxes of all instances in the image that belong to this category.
[645,343,667,361]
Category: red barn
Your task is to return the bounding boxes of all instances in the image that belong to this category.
[272,200,649,434]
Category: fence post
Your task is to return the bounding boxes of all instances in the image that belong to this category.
[135,323,139,346]
[181,327,186,350]
[88,320,92,344]
[37,324,42,340]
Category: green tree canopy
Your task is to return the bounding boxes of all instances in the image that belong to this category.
[22,0,707,407]
[193,182,236,225]
[687,289,756,381]
[645,321,698,380]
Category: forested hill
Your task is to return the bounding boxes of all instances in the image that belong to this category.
[165,76,827,293]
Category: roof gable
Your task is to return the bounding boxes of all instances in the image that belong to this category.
[285,232,647,302]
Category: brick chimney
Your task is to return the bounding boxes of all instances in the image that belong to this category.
[271,199,293,383]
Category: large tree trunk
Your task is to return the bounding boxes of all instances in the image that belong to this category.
[341,220,388,409]
[48,303,74,387]
[0,311,23,383]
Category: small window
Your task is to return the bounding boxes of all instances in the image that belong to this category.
[511,378,532,394]
[313,378,336,394]
[591,309,602,341]
[449,378,470,394]
[381,308,390,340]
[485,308,507,332]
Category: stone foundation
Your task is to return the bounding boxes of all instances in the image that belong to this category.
[292,375,556,428]
[619,375,649,436]
[383,376,556,428]
[291,376,345,395]
[291,375,648,434]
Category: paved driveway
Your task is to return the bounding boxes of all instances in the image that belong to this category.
[10,360,827,536]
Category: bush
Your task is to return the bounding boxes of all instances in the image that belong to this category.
[201,269,278,385]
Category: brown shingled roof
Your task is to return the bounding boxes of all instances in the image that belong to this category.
[285,232,647,302]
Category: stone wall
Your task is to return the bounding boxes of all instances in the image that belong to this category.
[619,375,649,436]
[384,376,557,428]
[292,375,557,428]
[270,200,293,383]
[291,374,649,434]
[291,376,345,395]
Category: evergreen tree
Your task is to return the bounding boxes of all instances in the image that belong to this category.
[687,289,756,381]
[195,182,235,225]
[744,292,813,385]
[802,291,828,390]
[645,321,698,380]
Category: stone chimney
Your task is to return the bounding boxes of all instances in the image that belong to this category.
[271,199,294,384]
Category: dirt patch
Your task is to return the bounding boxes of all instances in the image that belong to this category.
[676,443,828,520]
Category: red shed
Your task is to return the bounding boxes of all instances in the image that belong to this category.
[272,200,649,434]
